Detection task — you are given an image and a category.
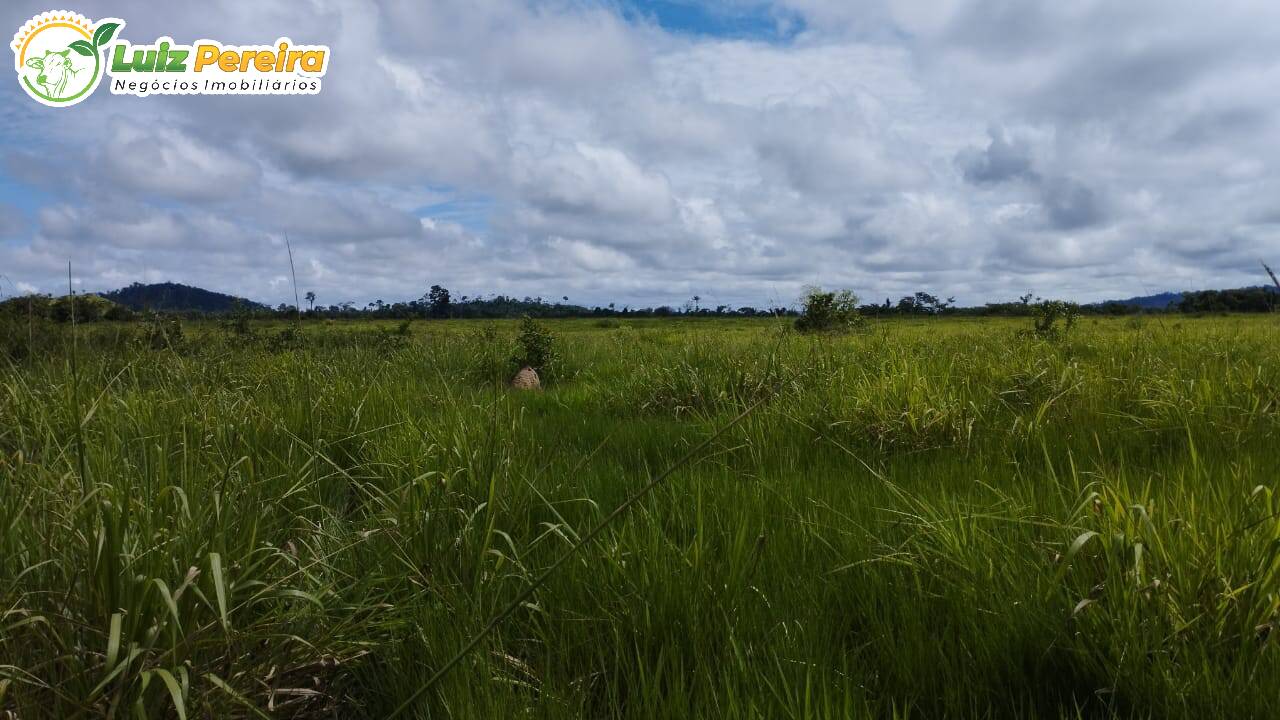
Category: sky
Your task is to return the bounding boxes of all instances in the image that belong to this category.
[2,0,1279,309]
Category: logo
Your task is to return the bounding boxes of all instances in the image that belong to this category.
[13,10,329,107]
[11,11,120,107]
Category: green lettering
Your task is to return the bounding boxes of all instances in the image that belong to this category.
[165,48,188,72]
[110,43,130,72]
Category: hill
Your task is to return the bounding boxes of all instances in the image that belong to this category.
[1096,286,1278,311]
[1102,291,1184,310]
[99,282,266,313]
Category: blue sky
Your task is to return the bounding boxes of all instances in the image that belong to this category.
[616,0,802,40]
[2,0,1279,308]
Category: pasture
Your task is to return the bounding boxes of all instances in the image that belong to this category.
[1,315,1278,718]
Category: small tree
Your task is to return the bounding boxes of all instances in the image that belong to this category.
[512,316,559,379]
[795,286,863,333]
[1028,300,1080,340]
[427,285,452,318]
[304,291,316,311]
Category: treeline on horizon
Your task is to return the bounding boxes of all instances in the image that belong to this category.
[1,282,1277,323]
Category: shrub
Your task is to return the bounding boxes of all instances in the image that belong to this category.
[102,303,135,321]
[512,316,559,379]
[372,319,414,350]
[267,325,305,352]
[140,314,184,350]
[795,287,863,333]
[221,300,255,336]
[1026,300,1080,340]
[49,294,110,323]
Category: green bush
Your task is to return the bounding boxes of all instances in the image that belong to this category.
[372,319,414,351]
[267,325,304,352]
[140,314,184,350]
[102,303,135,322]
[1027,300,1081,340]
[795,287,863,333]
[512,315,559,379]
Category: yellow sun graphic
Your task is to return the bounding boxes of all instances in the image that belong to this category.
[12,11,94,64]
[11,10,121,107]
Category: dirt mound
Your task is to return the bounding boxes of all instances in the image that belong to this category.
[511,366,541,390]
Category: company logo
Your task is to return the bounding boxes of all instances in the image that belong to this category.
[12,11,119,106]
[12,10,330,107]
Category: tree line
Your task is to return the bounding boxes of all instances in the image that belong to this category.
[292,286,793,320]
[3,284,1278,324]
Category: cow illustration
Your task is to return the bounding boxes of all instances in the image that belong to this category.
[25,48,81,98]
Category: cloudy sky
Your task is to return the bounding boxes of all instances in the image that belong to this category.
[3,0,1279,309]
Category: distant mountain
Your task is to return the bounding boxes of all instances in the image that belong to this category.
[1102,291,1184,310]
[1097,285,1278,311]
[99,282,266,313]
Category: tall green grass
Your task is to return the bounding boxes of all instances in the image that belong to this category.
[1,315,1278,717]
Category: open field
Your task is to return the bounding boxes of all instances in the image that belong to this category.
[2,315,1279,718]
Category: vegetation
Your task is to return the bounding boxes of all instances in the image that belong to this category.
[1028,299,1082,340]
[859,291,954,316]
[511,315,560,379]
[1177,286,1278,313]
[794,286,864,332]
[7,279,1280,325]
[100,281,268,313]
[2,309,1279,718]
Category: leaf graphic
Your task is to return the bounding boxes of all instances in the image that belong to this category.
[93,22,121,48]
[69,40,95,57]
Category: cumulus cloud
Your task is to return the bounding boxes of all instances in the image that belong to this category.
[3,0,1280,306]
[252,187,426,242]
[92,119,262,202]
[1039,177,1107,231]
[514,142,676,225]
[956,128,1036,185]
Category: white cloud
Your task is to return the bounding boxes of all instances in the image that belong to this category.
[4,0,1280,306]
[93,119,261,202]
[515,142,676,224]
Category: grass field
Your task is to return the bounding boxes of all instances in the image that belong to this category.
[2,315,1279,718]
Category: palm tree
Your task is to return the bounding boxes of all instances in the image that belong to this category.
[304,291,315,311]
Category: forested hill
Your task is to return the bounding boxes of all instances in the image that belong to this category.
[99,283,266,313]
[1105,291,1184,309]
